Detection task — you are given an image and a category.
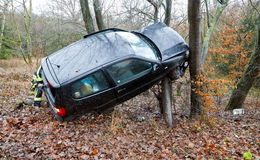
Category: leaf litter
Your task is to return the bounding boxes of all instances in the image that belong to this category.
[0,67,259,159]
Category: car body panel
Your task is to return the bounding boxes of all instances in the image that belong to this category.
[136,22,188,61]
[62,84,117,115]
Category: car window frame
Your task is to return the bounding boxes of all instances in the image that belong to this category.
[70,69,113,100]
[104,57,155,86]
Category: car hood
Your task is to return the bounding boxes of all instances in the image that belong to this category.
[136,22,188,61]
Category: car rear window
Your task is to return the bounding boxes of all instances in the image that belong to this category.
[107,59,152,84]
[71,70,109,99]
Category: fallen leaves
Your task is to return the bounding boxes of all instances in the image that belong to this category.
[91,149,99,155]
[0,62,259,159]
[188,142,195,149]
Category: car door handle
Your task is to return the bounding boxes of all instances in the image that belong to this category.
[117,88,126,93]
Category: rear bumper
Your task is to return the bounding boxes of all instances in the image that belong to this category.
[41,70,55,106]
[41,70,65,122]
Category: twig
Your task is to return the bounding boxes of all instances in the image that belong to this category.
[5,130,14,144]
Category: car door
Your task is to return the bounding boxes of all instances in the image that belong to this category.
[66,70,117,113]
[106,58,162,103]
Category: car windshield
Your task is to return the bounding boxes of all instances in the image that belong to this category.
[116,32,158,60]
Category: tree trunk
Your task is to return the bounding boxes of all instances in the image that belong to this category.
[188,0,203,118]
[153,6,159,23]
[226,17,260,110]
[147,0,159,23]
[162,0,173,127]
[201,0,228,63]
[0,1,8,53]
[146,0,173,127]
[164,0,172,26]
[162,77,173,127]
[93,0,105,30]
[10,0,27,64]
[21,0,33,64]
[80,0,95,34]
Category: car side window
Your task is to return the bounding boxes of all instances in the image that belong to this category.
[107,59,152,85]
[116,32,159,60]
[71,70,109,99]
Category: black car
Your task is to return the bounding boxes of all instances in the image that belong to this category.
[41,22,189,121]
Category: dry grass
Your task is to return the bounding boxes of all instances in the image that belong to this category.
[0,58,41,75]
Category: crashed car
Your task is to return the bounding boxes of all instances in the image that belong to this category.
[41,22,189,121]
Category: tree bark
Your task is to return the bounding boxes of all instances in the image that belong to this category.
[0,1,8,53]
[21,0,33,64]
[188,0,203,117]
[80,0,95,34]
[10,0,26,64]
[93,0,105,30]
[147,0,159,23]
[162,0,173,127]
[159,0,174,127]
[164,0,172,26]
[226,16,260,110]
[162,77,173,127]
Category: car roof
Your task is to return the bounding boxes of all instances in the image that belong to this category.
[43,29,143,85]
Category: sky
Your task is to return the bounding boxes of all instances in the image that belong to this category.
[31,0,188,15]
[31,0,48,14]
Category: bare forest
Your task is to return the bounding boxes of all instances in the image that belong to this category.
[0,0,259,159]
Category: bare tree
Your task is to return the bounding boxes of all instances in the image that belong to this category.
[161,0,173,127]
[201,0,229,63]
[79,0,95,34]
[93,0,105,30]
[22,0,33,64]
[164,0,172,25]
[188,0,203,117]
[47,0,81,21]
[146,0,164,22]
[0,0,9,52]
[145,0,173,127]
[120,0,154,29]
[10,0,33,64]
[187,0,229,117]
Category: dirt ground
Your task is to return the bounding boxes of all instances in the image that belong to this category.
[0,59,259,159]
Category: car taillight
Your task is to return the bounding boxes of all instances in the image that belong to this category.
[54,107,66,117]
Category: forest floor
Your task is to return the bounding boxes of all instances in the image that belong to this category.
[0,59,259,160]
